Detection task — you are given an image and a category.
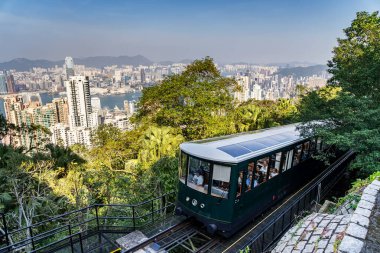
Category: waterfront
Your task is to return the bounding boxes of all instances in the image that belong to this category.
[0,92,141,116]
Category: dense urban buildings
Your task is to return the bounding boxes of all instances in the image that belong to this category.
[1,56,328,148]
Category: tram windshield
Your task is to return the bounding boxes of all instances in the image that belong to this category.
[187,156,210,194]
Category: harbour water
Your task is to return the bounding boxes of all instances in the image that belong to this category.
[0,91,142,116]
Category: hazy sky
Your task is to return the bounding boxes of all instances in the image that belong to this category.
[0,0,379,64]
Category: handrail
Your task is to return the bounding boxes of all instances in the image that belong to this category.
[0,191,176,253]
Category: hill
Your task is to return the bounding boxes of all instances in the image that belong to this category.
[276,64,328,77]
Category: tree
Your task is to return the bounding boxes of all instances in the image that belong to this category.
[328,11,380,101]
[135,57,239,140]
[138,126,184,167]
[299,12,380,175]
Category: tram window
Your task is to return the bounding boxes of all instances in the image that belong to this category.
[301,142,310,161]
[211,164,231,199]
[256,157,269,184]
[281,149,293,172]
[187,156,210,194]
[179,152,188,184]
[269,152,281,179]
[246,162,255,192]
[293,145,302,166]
[236,170,244,198]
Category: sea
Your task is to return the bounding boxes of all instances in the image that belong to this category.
[0,91,142,116]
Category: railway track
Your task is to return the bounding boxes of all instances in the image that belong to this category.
[123,218,222,253]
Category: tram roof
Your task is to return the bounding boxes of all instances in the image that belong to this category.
[180,123,307,164]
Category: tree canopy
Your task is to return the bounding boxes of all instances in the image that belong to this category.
[135,57,238,140]
[299,11,380,175]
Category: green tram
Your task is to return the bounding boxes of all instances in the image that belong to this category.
[175,124,326,237]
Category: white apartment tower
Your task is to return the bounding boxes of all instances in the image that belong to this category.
[65,76,92,128]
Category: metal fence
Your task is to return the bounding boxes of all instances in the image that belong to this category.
[0,191,176,253]
[239,150,354,253]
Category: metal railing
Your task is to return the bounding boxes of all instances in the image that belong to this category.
[0,191,176,253]
[239,150,354,253]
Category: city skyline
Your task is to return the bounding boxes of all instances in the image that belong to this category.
[0,0,379,64]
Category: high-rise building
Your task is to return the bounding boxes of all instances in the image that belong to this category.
[65,57,75,79]
[52,97,70,125]
[0,73,7,94]
[65,76,92,129]
[140,69,146,83]
[6,73,15,93]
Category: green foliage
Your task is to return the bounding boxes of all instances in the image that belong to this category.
[135,56,239,140]
[333,170,380,212]
[299,11,380,176]
[328,11,380,101]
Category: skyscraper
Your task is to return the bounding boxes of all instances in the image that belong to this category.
[0,73,7,94]
[65,57,75,79]
[65,76,92,128]
[6,73,15,93]
[140,68,146,83]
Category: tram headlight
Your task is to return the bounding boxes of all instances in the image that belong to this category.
[192,199,198,206]
[186,197,190,202]
[200,203,205,208]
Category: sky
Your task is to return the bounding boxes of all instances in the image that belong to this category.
[0,0,379,64]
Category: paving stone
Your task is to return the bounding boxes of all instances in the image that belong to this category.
[315,249,324,253]
[303,243,315,253]
[319,219,330,227]
[317,239,328,248]
[304,231,312,241]
[332,215,343,223]
[362,193,377,203]
[357,199,375,210]
[326,214,335,219]
[363,187,378,196]
[325,243,334,253]
[292,250,301,253]
[295,240,306,251]
[339,235,364,253]
[345,223,368,239]
[351,213,369,227]
[354,206,372,218]
[340,216,351,225]
[275,240,287,252]
[282,245,293,253]
[327,222,338,230]
[335,225,347,233]
[313,215,323,223]
[322,228,333,239]
[368,183,380,191]
[313,227,324,235]
[308,235,320,244]
[372,179,380,187]
[300,220,310,228]
[288,236,298,246]
[295,227,304,236]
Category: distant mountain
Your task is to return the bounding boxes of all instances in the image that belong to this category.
[0,58,62,71]
[0,55,154,71]
[276,65,328,77]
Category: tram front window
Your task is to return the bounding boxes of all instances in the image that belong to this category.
[187,156,210,194]
[211,164,231,199]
